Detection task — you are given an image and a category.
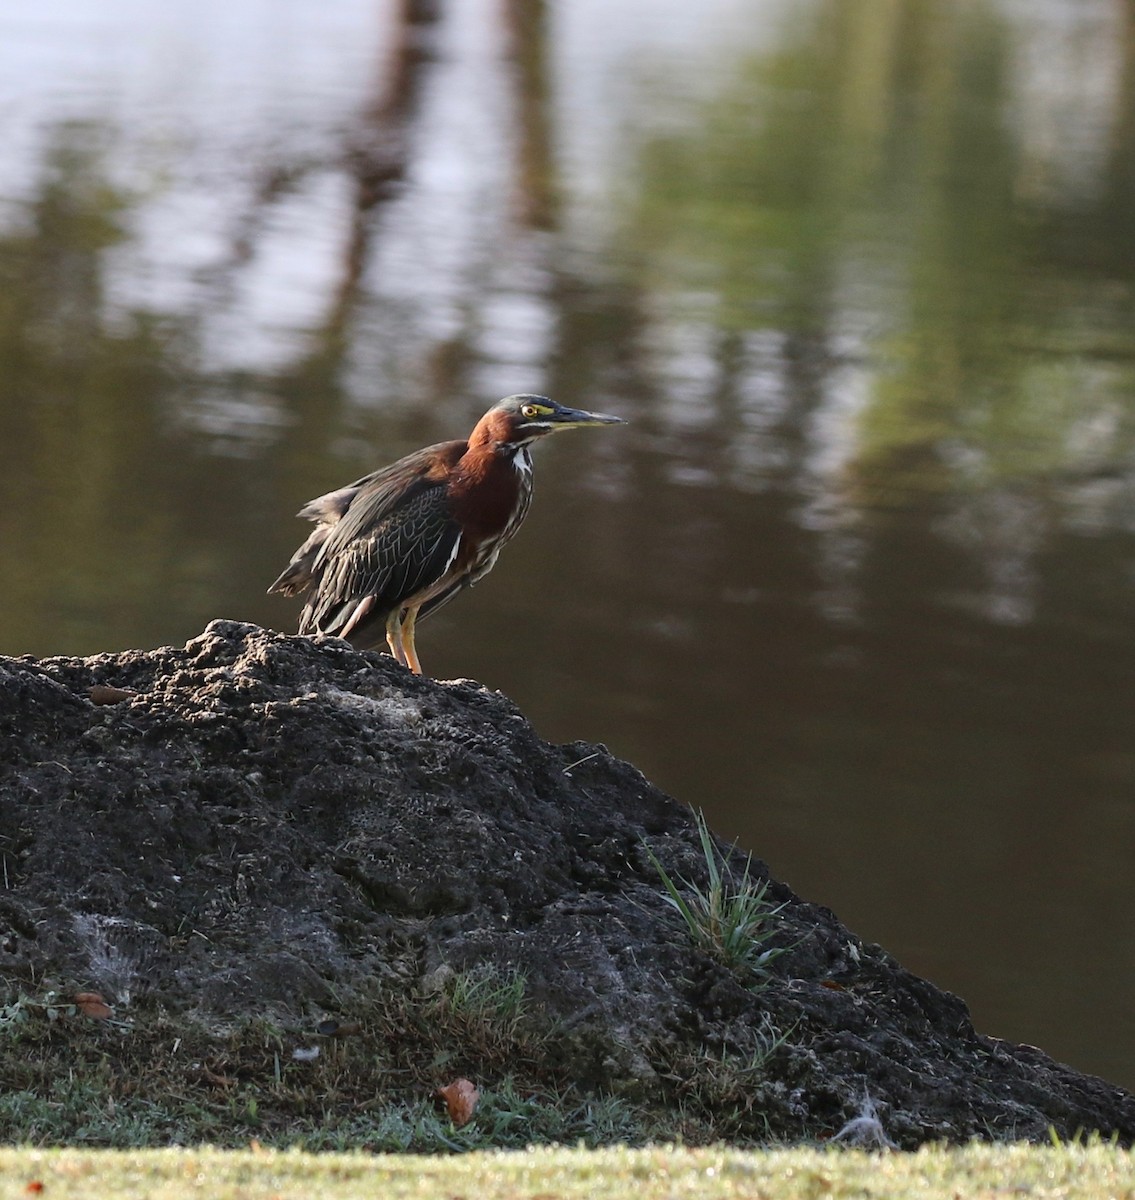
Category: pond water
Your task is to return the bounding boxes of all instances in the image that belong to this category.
[2,0,1134,1091]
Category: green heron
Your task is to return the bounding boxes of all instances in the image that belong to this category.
[269,394,625,675]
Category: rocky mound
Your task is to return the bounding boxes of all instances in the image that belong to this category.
[0,621,1131,1147]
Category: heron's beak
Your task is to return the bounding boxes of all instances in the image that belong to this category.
[547,405,626,430]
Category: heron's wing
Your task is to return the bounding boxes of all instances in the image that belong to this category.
[300,461,465,641]
[268,441,462,599]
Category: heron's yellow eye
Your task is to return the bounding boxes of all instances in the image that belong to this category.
[521,404,539,418]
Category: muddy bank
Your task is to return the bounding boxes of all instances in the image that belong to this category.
[0,621,1130,1147]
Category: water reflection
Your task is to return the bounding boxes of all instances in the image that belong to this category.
[1,0,1134,1091]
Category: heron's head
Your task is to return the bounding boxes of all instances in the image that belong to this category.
[479,394,625,449]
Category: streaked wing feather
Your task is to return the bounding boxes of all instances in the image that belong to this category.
[270,442,461,599]
[301,483,462,637]
[317,442,459,545]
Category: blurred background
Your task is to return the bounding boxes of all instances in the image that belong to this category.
[2,0,1134,1090]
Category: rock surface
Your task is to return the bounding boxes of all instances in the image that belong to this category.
[1,620,1131,1146]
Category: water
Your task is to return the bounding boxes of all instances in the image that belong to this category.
[2,0,1134,1090]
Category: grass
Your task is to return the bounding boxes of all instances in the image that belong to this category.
[664,1015,792,1115]
[0,983,799,1149]
[0,974,678,1149]
[0,1062,645,1154]
[1,1143,1134,1200]
[425,966,532,1061]
[645,809,790,981]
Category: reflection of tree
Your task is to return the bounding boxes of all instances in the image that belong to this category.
[219,0,441,423]
[0,129,217,654]
[0,57,443,657]
[0,2,635,660]
[623,0,1135,511]
[0,63,455,658]
[503,0,557,229]
[333,0,444,340]
[255,0,444,550]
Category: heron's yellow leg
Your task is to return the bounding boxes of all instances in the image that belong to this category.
[401,606,423,675]
[386,609,407,666]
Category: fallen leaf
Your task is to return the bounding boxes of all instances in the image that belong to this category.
[25,1183,44,1195]
[436,1077,479,1127]
[89,685,136,705]
[198,1066,234,1089]
[74,992,113,1020]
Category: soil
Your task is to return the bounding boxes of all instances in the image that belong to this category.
[1,620,1131,1147]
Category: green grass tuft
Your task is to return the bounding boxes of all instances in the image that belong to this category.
[645,809,789,981]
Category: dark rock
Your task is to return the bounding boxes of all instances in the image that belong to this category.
[0,619,1131,1145]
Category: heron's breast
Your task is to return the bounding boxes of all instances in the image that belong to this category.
[450,449,531,538]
